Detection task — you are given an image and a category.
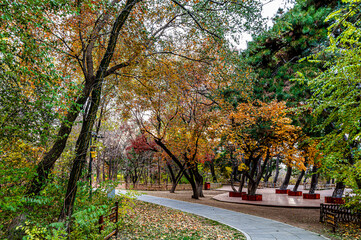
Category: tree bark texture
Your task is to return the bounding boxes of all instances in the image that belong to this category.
[247,152,270,195]
[292,169,305,192]
[309,165,319,194]
[167,163,184,193]
[332,181,345,198]
[273,156,280,185]
[280,166,292,190]
[59,85,102,221]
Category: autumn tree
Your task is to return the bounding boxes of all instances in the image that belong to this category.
[124,133,158,186]
[218,100,305,195]
[3,0,262,219]
[116,56,222,199]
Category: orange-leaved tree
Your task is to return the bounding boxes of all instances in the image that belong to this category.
[218,100,305,195]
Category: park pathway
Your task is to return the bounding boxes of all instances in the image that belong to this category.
[117,191,328,240]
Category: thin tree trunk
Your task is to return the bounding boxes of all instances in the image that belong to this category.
[230,150,238,192]
[170,165,184,193]
[238,174,246,193]
[263,160,272,184]
[280,166,292,190]
[96,162,100,185]
[102,155,106,182]
[303,168,309,184]
[59,85,101,221]
[309,165,319,194]
[273,156,280,186]
[292,170,305,192]
[230,155,238,192]
[209,160,217,183]
[108,159,112,180]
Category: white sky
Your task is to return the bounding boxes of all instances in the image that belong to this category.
[231,0,295,50]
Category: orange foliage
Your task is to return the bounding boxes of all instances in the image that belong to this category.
[218,100,306,170]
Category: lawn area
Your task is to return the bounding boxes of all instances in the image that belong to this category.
[120,200,246,239]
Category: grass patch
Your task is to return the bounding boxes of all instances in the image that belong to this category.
[120,200,246,239]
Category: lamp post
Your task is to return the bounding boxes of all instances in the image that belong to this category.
[89,131,103,200]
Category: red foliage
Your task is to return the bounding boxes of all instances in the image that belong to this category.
[126,134,158,154]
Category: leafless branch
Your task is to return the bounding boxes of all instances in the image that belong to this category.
[146,51,213,63]
[171,0,221,39]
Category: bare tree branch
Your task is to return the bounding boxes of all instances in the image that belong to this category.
[171,0,221,39]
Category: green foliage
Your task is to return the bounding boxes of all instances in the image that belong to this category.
[0,1,74,144]
[0,174,134,239]
[305,0,361,208]
[243,0,336,105]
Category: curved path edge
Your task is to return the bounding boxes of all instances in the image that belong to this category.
[116,190,329,240]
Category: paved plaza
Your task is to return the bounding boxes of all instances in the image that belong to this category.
[213,185,350,208]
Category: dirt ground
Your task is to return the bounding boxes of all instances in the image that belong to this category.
[140,189,333,238]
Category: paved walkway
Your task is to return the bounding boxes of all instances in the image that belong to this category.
[116,190,328,240]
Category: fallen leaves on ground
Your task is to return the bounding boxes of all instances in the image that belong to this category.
[120,200,246,239]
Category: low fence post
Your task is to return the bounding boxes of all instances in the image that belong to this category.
[99,215,104,233]
[115,201,119,238]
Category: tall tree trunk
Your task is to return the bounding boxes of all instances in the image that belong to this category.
[332,181,345,198]
[96,162,100,185]
[59,1,139,222]
[230,150,239,192]
[27,93,89,196]
[230,156,238,192]
[292,170,305,192]
[280,166,292,190]
[166,162,176,185]
[59,84,101,221]
[108,159,112,180]
[309,165,319,194]
[263,160,272,184]
[102,155,106,182]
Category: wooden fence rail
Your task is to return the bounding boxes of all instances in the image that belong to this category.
[99,201,119,240]
[320,203,361,232]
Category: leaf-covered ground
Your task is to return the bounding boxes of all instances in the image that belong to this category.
[120,200,246,239]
